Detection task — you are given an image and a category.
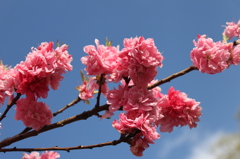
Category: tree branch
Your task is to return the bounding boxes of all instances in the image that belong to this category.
[53,96,82,117]
[0,130,140,153]
[0,104,110,148]
[148,65,198,90]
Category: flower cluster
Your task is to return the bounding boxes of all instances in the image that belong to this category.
[15,98,53,131]
[81,37,202,156]
[0,42,72,131]
[223,20,240,40]
[15,42,72,100]
[22,151,60,159]
[190,34,240,74]
[0,62,18,105]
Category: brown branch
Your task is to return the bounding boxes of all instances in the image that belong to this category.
[53,96,82,117]
[0,130,140,153]
[233,39,240,46]
[95,74,105,108]
[0,104,110,148]
[147,65,198,90]
[0,93,21,122]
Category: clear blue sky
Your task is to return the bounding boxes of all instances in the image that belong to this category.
[0,0,240,159]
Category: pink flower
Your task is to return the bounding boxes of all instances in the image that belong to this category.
[124,87,157,113]
[106,84,129,113]
[223,21,240,40]
[122,36,164,67]
[22,151,60,159]
[190,35,231,74]
[113,110,160,142]
[148,80,164,99]
[40,151,60,159]
[156,87,202,133]
[78,77,98,100]
[231,44,240,65]
[0,62,18,105]
[129,59,157,86]
[22,152,40,159]
[130,133,150,157]
[15,98,53,131]
[15,42,72,100]
[54,44,73,71]
[81,39,120,75]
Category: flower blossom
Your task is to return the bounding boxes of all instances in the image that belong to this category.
[77,77,98,100]
[231,44,240,65]
[15,98,53,131]
[22,151,60,159]
[130,133,150,157]
[112,110,160,156]
[0,62,18,105]
[81,39,120,75]
[190,35,232,74]
[223,20,240,40]
[121,36,163,67]
[15,42,72,100]
[124,86,157,113]
[40,151,60,159]
[156,87,202,133]
[108,36,164,83]
[22,151,40,159]
[112,110,160,142]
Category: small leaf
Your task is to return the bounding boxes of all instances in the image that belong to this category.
[84,100,90,105]
[80,70,86,82]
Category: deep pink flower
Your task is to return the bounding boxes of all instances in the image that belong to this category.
[0,63,18,105]
[81,39,120,75]
[22,152,40,159]
[190,35,231,74]
[40,151,60,159]
[14,42,72,100]
[15,98,53,131]
[223,21,240,40]
[156,87,202,133]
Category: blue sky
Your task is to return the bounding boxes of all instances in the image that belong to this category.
[0,0,240,159]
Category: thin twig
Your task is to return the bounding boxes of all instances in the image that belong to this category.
[95,74,105,108]
[0,93,21,122]
[148,65,198,90]
[0,130,140,153]
[53,96,82,116]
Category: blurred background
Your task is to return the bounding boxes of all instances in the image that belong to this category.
[0,0,240,158]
